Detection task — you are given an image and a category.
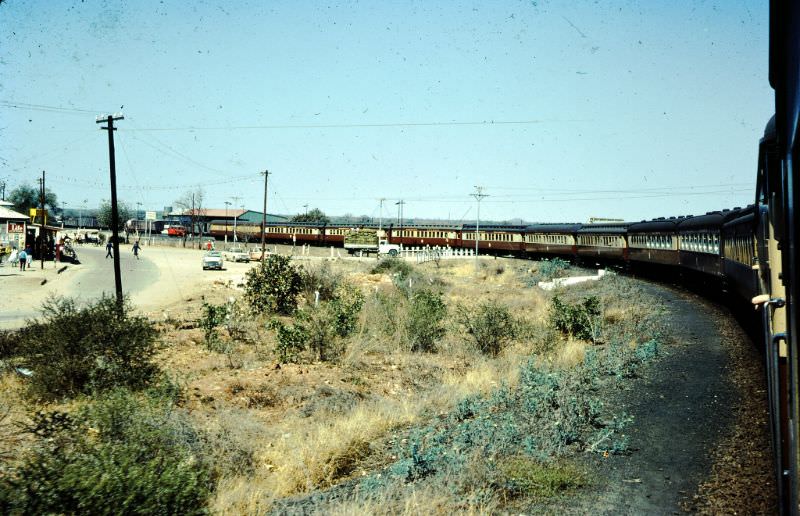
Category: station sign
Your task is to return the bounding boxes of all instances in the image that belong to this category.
[145,211,157,221]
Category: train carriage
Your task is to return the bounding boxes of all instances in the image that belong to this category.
[627,218,681,266]
[721,206,758,302]
[523,223,581,258]
[576,223,629,262]
[389,223,462,249]
[676,211,726,277]
[460,224,526,254]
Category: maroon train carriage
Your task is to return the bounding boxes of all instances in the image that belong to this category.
[676,211,727,277]
[388,223,463,249]
[460,224,526,255]
[522,223,582,258]
[721,205,759,301]
[626,217,682,267]
[576,222,630,263]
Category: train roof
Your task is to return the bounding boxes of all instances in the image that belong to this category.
[721,205,756,228]
[627,218,681,233]
[462,223,528,231]
[676,211,728,231]
[577,222,630,234]
[524,223,583,233]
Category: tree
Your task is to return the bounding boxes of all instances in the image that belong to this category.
[8,183,58,218]
[290,208,329,224]
[97,200,133,240]
[175,189,206,248]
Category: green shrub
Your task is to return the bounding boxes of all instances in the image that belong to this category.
[496,457,585,500]
[0,388,213,515]
[549,295,601,342]
[15,296,160,400]
[300,262,342,304]
[244,255,302,315]
[457,301,517,356]
[406,290,447,352]
[200,301,229,348]
[269,318,308,363]
[537,258,570,281]
[371,257,413,280]
[329,283,365,338]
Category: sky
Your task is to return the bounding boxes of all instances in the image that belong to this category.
[1,0,773,224]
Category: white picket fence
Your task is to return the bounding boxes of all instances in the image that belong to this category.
[410,246,474,263]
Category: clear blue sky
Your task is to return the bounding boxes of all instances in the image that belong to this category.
[1,0,772,223]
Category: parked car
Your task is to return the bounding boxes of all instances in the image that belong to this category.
[223,247,250,263]
[202,250,223,270]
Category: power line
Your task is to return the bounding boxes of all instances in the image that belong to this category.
[118,118,588,132]
[0,100,102,114]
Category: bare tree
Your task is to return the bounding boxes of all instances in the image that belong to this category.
[175,188,206,249]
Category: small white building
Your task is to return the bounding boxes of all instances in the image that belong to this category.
[0,200,28,252]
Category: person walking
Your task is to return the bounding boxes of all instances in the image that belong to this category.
[106,240,113,259]
[24,245,33,270]
[18,247,27,271]
[132,241,141,260]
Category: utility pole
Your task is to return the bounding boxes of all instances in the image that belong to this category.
[0,180,5,201]
[62,201,68,228]
[231,196,241,243]
[224,200,230,244]
[303,203,308,216]
[261,169,270,263]
[471,186,488,271]
[378,198,385,230]
[396,200,405,226]
[38,170,45,269]
[96,113,125,308]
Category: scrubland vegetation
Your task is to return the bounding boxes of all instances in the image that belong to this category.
[0,255,665,514]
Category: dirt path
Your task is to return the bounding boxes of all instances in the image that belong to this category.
[540,282,775,514]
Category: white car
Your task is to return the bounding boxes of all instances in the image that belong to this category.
[202,251,224,270]
[223,247,250,263]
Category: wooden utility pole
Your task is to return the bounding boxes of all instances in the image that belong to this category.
[96,113,125,307]
[261,170,270,263]
[39,170,45,269]
[471,186,488,271]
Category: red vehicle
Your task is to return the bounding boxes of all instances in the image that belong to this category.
[167,225,186,237]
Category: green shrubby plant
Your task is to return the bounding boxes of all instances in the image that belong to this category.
[0,388,214,515]
[406,290,447,352]
[549,295,602,342]
[245,255,302,315]
[457,301,517,356]
[14,296,160,399]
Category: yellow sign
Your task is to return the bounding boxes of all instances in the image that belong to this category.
[29,208,48,225]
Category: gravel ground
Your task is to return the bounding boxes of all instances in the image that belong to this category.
[536,282,776,514]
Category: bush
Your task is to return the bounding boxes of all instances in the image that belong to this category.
[200,301,229,348]
[245,255,302,315]
[0,388,214,515]
[15,296,160,399]
[457,301,517,356]
[549,296,601,342]
[537,258,570,281]
[300,262,342,304]
[329,283,365,338]
[406,290,447,352]
[269,318,308,363]
[371,257,413,280]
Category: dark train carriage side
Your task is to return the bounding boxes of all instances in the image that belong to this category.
[721,206,759,302]
[576,222,629,263]
[460,224,526,255]
[676,211,726,277]
[523,223,581,259]
[627,217,681,266]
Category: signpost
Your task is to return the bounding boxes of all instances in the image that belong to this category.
[145,211,156,245]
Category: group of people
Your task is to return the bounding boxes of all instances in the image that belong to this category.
[6,246,34,271]
[105,240,142,259]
